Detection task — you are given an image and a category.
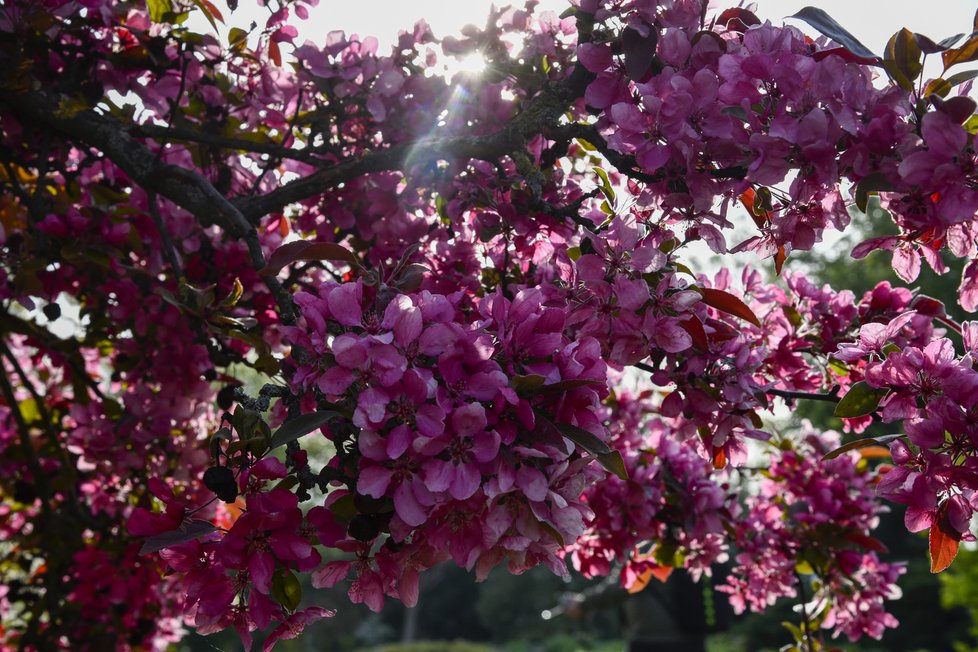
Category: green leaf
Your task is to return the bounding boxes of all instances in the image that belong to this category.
[539,415,627,479]
[139,518,217,554]
[545,418,611,456]
[832,381,888,418]
[18,399,41,425]
[853,172,897,213]
[597,450,628,481]
[575,138,596,152]
[822,433,903,460]
[188,0,221,31]
[539,521,565,547]
[945,68,978,90]
[924,77,952,98]
[147,0,172,22]
[595,167,615,203]
[965,114,978,135]
[269,411,338,450]
[787,7,876,60]
[271,569,303,611]
[231,407,261,438]
[328,493,357,522]
[884,28,923,92]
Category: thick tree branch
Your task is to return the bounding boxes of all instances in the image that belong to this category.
[235,12,597,223]
[0,89,297,321]
[130,123,330,167]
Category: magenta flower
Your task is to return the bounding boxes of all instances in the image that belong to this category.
[262,606,336,652]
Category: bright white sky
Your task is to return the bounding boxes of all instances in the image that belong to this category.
[307,0,973,58]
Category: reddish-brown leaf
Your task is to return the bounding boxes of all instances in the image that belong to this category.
[738,188,765,229]
[843,532,888,553]
[700,287,761,327]
[268,39,282,67]
[930,518,961,573]
[712,446,727,470]
[626,565,673,594]
[943,34,978,71]
[774,245,788,276]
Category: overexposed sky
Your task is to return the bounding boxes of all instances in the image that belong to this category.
[306,0,973,58]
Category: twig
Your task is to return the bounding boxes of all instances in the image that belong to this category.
[767,388,841,404]
[147,192,183,281]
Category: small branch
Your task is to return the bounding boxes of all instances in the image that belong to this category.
[147,192,183,281]
[767,388,841,404]
[0,354,52,510]
[547,123,664,185]
[0,310,105,400]
[794,569,818,652]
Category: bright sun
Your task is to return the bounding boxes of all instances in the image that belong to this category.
[455,52,487,76]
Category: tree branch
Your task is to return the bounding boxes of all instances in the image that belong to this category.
[0,89,297,322]
[766,388,841,404]
[130,123,331,167]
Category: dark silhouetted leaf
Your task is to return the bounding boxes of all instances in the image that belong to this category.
[811,47,878,65]
[788,7,876,60]
[679,316,709,350]
[854,172,897,212]
[140,518,217,554]
[843,532,889,553]
[203,466,238,502]
[622,25,658,82]
[717,8,760,32]
[597,450,628,480]
[260,241,357,276]
[822,433,903,460]
[269,411,339,450]
[547,418,611,456]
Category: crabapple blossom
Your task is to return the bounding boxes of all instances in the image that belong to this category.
[4,0,978,649]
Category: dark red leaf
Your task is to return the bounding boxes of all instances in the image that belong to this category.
[622,25,658,82]
[843,532,889,553]
[812,47,879,65]
[700,288,761,327]
[679,316,709,350]
[139,518,217,554]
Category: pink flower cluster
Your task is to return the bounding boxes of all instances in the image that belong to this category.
[277,277,611,611]
[566,390,735,582]
[718,428,905,641]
